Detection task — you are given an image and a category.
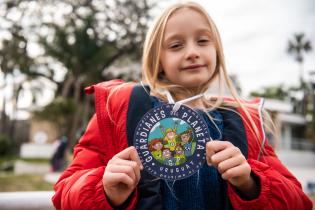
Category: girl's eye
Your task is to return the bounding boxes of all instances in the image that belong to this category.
[169,43,183,49]
[198,39,209,44]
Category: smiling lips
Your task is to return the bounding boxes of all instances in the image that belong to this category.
[181,64,206,71]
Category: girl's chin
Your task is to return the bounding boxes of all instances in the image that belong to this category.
[181,79,209,89]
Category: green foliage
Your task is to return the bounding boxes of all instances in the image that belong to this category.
[1,0,156,146]
[287,33,312,63]
[34,0,154,144]
[0,27,34,76]
[287,33,313,87]
[39,14,119,85]
[250,85,289,100]
[36,0,154,90]
[0,134,11,156]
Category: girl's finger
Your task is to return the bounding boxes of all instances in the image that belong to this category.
[114,146,143,169]
[210,146,241,166]
[108,158,141,183]
[206,141,232,158]
[217,155,244,174]
[207,141,233,152]
[106,165,137,183]
[105,172,135,188]
[221,163,250,181]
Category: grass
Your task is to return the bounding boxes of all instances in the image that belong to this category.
[0,156,64,192]
[0,172,54,192]
[0,156,50,164]
[0,156,18,165]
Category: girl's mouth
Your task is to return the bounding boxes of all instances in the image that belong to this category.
[181,64,206,71]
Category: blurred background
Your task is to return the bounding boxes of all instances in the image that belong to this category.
[0,0,314,209]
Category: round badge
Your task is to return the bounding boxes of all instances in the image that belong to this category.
[134,104,211,181]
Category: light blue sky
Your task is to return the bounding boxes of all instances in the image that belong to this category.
[148,117,191,142]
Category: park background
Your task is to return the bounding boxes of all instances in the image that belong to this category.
[0,0,314,209]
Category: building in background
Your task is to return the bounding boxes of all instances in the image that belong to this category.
[263,99,312,150]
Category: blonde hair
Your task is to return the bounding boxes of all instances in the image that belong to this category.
[141,2,277,158]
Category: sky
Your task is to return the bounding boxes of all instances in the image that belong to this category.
[1,0,315,119]
[192,0,315,96]
[148,118,190,141]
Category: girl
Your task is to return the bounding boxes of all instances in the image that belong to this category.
[52,2,312,210]
[179,129,195,157]
[162,128,178,152]
[174,144,186,165]
[162,147,175,167]
[148,138,164,162]
[160,122,179,152]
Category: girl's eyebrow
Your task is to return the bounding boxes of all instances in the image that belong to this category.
[164,28,212,43]
[196,28,212,36]
[163,34,183,44]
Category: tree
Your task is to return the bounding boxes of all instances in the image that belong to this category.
[38,0,154,146]
[250,85,289,100]
[1,0,156,147]
[287,33,313,117]
[0,17,39,148]
[287,33,312,86]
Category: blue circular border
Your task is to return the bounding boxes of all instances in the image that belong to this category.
[134,104,211,180]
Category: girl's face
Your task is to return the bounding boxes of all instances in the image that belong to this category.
[175,145,183,154]
[153,142,163,150]
[160,8,217,90]
[163,149,172,158]
[181,133,190,143]
[167,131,175,139]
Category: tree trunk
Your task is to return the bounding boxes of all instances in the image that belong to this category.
[0,76,9,134]
[7,81,22,154]
[61,73,75,98]
[0,98,8,134]
[73,77,81,104]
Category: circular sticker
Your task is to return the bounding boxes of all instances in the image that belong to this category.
[134,104,211,181]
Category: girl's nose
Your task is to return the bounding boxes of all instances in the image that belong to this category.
[185,44,200,60]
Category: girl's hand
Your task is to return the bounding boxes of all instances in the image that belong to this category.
[206,141,259,198]
[103,146,143,206]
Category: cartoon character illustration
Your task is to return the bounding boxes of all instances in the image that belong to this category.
[148,138,164,161]
[174,144,186,165]
[159,120,179,152]
[162,148,175,166]
[179,129,196,157]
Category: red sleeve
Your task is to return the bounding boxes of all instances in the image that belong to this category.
[228,141,313,210]
[52,114,138,210]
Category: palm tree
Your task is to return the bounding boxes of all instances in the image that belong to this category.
[287,33,313,116]
[287,33,312,86]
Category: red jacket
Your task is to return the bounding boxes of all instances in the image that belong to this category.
[52,80,313,210]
